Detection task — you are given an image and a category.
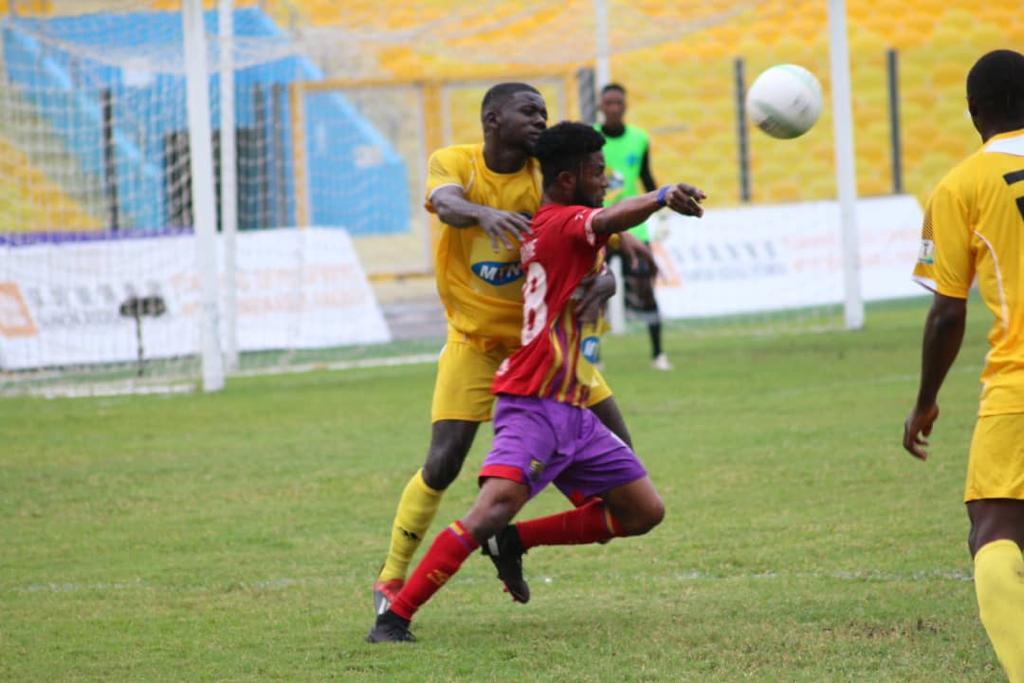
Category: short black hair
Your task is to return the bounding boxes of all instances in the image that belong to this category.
[533,121,606,189]
[601,83,626,96]
[967,49,1024,121]
[481,82,541,120]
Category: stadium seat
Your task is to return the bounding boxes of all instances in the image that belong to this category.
[12,0,1022,232]
[0,135,101,232]
[280,0,1024,210]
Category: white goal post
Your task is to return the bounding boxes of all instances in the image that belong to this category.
[182,0,225,391]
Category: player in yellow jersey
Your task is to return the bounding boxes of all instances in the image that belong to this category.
[372,83,637,615]
[903,50,1024,682]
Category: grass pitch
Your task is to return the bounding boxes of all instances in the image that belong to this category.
[0,297,1005,681]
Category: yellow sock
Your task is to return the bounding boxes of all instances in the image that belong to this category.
[377,469,444,583]
[975,539,1024,683]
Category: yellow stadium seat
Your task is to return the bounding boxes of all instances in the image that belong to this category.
[0,136,102,232]
[273,0,1022,209]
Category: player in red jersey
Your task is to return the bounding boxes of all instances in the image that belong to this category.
[366,121,705,642]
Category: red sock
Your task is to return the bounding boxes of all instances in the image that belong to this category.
[389,520,479,620]
[515,500,624,550]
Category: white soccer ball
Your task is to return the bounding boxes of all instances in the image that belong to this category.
[746,64,823,139]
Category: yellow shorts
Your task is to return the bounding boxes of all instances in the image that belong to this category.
[430,326,613,422]
[964,413,1024,502]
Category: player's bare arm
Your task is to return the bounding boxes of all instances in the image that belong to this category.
[592,183,705,235]
[903,292,967,460]
[431,185,532,252]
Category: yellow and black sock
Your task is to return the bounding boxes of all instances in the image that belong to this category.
[975,539,1024,683]
[377,469,443,583]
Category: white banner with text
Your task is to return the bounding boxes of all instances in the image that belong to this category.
[0,228,390,369]
[652,195,925,318]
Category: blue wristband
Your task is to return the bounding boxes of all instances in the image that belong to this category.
[656,185,670,207]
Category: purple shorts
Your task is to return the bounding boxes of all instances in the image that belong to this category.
[480,394,648,502]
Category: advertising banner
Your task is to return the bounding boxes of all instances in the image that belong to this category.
[652,195,925,318]
[0,228,390,369]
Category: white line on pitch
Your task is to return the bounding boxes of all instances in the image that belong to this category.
[27,383,194,400]
[9,568,972,595]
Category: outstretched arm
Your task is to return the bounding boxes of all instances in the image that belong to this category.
[431,186,532,252]
[591,183,705,236]
[902,292,967,460]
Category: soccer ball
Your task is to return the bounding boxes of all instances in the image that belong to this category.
[746,64,823,139]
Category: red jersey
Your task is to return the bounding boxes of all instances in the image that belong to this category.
[492,203,608,406]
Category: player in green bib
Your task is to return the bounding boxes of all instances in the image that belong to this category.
[596,83,670,370]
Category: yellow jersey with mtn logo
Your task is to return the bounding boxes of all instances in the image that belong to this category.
[425,143,542,341]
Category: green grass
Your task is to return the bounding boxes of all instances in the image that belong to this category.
[0,297,1006,681]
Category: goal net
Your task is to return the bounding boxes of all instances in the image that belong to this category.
[2,0,1021,394]
[0,0,394,395]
